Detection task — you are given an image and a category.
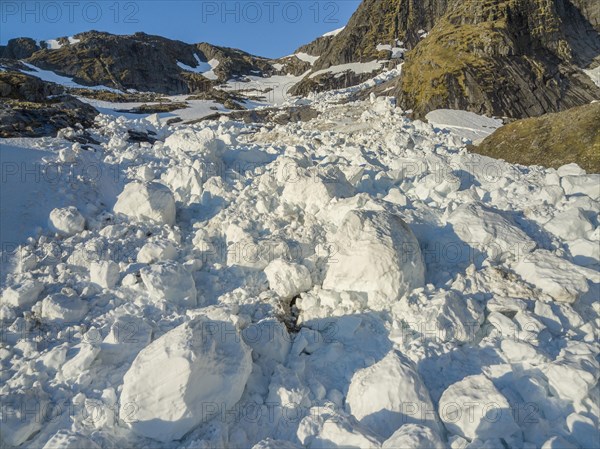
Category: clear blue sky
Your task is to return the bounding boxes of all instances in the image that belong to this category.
[0,1,361,58]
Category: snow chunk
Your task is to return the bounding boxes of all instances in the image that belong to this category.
[40,293,89,322]
[89,260,120,289]
[119,316,252,442]
[560,174,600,200]
[137,240,177,264]
[161,165,203,204]
[382,424,445,449]
[1,280,44,308]
[513,250,590,303]
[438,374,519,441]
[280,164,354,213]
[114,182,176,226]
[346,351,438,439]
[395,290,484,343]
[48,206,85,236]
[264,259,312,299]
[543,352,599,401]
[140,261,197,307]
[543,208,593,242]
[323,210,425,311]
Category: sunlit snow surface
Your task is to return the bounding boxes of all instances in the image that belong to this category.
[0,70,599,449]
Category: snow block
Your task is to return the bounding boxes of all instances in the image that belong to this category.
[114,182,176,226]
[1,279,44,308]
[48,206,85,236]
[346,351,439,439]
[89,260,120,289]
[438,374,519,441]
[323,210,425,311]
[140,261,197,307]
[264,259,312,299]
[119,316,252,442]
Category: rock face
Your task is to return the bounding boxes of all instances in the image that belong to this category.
[473,102,600,172]
[397,0,600,119]
[16,31,299,94]
[292,0,600,120]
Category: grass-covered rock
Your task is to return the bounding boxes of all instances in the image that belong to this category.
[472,102,600,172]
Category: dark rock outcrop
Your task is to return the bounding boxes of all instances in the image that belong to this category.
[0,38,40,59]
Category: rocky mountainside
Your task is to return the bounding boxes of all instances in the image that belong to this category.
[293,0,600,119]
[1,31,306,95]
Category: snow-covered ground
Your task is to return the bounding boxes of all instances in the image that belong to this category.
[425,109,504,143]
[0,72,599,449]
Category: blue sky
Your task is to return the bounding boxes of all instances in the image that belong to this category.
[0,1,361,58]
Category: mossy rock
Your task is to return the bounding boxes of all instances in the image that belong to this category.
[472,102,600,172]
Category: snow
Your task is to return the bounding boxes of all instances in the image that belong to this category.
[293,52,320,65]
[322,26,345,37]
[583,64,600,87]
[177,54,220,80]
[425,109,503,142]
[309,60,384,79]
[1,63,599,449]
[20,62,121,92]
[119,315,252,442]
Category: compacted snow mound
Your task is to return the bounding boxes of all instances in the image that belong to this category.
[323,210,425,310]
[346,351,439,439]
[140,261,197,306]
[41,431,101,449]
[438,374,519,441]
[264,259,312,299]
[119,316,252,442]
[48,206,86,236]
[113,182,176,225]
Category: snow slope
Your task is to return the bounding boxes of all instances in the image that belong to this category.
[0,71,599,449]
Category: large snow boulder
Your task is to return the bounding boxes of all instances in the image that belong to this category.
[48,206,85,236]
[264,259,312,299]
[346,351,438,439]
[438,374,519,441]
[89,260,120,289]
[382,424,445,449]
[140,261,197,307]
[119,316,252,442]
[114,182,176,226]
[323,210,425,310]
